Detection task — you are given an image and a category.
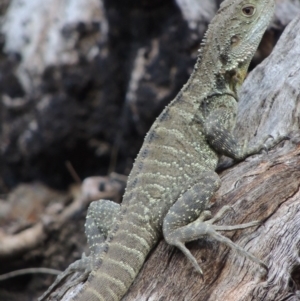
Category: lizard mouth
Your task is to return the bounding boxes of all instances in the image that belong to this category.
[224,91,238,102]
[205,91,238,103]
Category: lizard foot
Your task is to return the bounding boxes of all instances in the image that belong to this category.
[38,255,92,301]
[164,217,268,277]
[208,224,268,271]
[246,133,289,157]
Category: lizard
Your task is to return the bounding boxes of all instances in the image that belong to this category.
[39,0,280,300]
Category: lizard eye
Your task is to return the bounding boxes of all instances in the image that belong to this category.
[242,5,256,17]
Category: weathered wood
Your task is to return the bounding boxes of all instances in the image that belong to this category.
[122,14,300,301]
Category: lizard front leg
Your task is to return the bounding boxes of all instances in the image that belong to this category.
[202,106,286,161]
[38,199,120,301]
[162,171,266,276]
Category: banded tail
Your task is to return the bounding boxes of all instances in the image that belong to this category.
[74,207,157,301]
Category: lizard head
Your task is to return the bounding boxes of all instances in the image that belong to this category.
[202,0,275,89]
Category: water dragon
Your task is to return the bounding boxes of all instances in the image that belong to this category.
[40,0,280,300]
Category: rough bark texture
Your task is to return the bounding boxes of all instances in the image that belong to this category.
[0,0,300,301]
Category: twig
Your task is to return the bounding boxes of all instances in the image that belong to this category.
[0,267,61,281]
[65,161,81,184]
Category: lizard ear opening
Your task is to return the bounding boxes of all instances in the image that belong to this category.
[242,5,256,17]
[230,35,240,46]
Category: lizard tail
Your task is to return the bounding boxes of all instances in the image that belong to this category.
[73,217,157,301]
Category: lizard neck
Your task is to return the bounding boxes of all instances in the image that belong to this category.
[185,45,246,108]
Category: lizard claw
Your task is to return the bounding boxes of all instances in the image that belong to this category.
[228,205,236,214]
[199,271,204,281]
[260,133,289,155]
[194,263,204,280]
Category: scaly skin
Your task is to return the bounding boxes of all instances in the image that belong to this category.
[39,1,277,300]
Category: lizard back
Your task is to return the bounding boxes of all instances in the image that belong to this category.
[77,87,220,300]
